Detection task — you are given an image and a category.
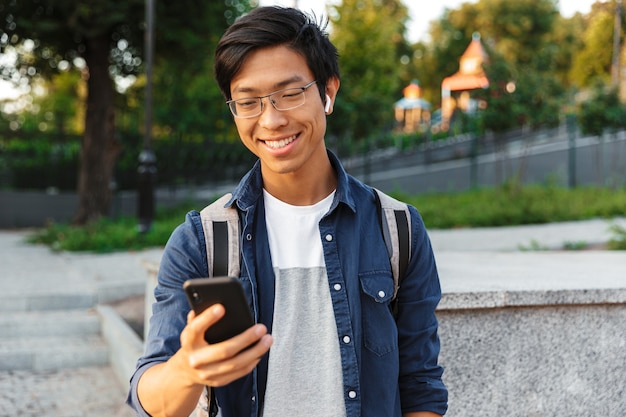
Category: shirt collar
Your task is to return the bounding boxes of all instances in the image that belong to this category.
[226,149,357,214]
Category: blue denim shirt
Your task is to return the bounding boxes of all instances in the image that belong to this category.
[127,150,448,417]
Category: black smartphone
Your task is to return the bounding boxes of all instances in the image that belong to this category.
[183,277,255,344]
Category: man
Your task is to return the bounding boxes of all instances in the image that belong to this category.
[128,6,447,417]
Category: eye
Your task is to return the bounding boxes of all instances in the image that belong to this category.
[280,89,303,100]
[237,99,258,109]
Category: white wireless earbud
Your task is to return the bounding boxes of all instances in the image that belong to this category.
[324,94,332,112]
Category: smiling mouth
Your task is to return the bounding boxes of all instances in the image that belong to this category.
[264,134,297,149]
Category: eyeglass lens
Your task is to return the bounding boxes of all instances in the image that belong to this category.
[228,81,316,118]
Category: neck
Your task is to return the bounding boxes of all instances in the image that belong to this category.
[262,158,337,206]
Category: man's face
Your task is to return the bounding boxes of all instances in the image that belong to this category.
[229,45,338,182]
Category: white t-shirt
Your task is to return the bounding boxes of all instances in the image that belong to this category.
[261,189,346,417]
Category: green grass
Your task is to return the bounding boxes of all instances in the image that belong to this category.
[28,203,201,253]
[607,223,626,250]
[393,184,626,230]
[28,184,626,253]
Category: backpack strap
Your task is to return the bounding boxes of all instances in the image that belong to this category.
[199,193,241,279]
[198,193,241,417]
[372,188,412,301]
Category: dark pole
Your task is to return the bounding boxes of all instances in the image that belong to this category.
[138,0,157,233]
[567,114,577,189]
[470,130,478,189]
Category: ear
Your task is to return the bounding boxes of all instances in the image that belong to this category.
[324,77,340,114]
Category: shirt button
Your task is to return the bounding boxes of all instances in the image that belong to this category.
[325,234,333,242]
[334,283,342,291]
[348,391,357,399]
[378,290,386,298]
[343,335,351,344]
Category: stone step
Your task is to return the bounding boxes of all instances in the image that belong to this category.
[0,335,109,371]
[0,292,95,313]
[0,309,101,339]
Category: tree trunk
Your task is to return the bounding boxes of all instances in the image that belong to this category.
[73,35,119,225]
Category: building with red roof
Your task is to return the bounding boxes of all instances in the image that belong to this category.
[441,33,489,127]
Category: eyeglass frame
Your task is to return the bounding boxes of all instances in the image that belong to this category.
[226,80,318,118]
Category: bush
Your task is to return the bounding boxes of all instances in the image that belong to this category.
[608,223,626,250]
[0,130,256,191]
[0,135,81,190]
[29,185,626,253]
[28,202,201,253]
[394,184,626,230]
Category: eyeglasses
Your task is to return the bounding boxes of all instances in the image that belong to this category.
[227,80,317,118]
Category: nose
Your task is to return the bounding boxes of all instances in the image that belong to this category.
[258,97,288,128]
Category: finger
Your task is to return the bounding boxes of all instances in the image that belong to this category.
[181,304,225,349]
[207,324,271,360]
[187,309,196,322]
[196,334,273,387]
[239,332,273,360]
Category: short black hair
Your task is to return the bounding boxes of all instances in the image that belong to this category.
[214,6,340,102]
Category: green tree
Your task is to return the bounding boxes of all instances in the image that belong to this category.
[476,0,559,67]
[148,1,243,140]
[577,80,626,187]
[548,13,586,88]
[422,0,570,133]
[0,0,248,224]
[328,0,410,145]
[1,70,83,135]
[513,70,564,129]
[570,1,623,87]
[578,81,626,136]
[475,54,518,134]
[1,0,144,223]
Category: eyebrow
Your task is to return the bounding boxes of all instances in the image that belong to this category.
[232,75,306,95]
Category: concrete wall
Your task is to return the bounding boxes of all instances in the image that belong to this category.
[437,290,626,417]
[0,190,137,228]
[0,190,79,228]
[0,187,213,229]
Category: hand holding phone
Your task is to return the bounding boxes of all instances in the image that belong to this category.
[183,277,255,344]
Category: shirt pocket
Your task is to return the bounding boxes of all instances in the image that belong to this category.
[359,271,398,357]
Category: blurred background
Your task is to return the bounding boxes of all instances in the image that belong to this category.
[1,0,625,233]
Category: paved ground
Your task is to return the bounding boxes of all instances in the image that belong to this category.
[0,230,161,417]
[0,217,624,416]
[0,367,134,417]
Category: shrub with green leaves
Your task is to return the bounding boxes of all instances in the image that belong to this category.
[28,185,626,253]
[607,223,626,250]
[393,184,626,230]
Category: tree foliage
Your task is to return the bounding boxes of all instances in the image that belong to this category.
[0,0,249,224]
[475,0,559,67]
[474,53,517,133]
[1,0,142,224]
[411,0,579,133]
[327,0,410,144]
[578,81,626,136]
[147,1,246,140]
[570,1,623,87]
[547,13,586,87]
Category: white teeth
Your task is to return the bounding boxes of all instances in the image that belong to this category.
[265,135,296,149]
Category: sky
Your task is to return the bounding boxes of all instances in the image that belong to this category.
[259,0,599,43]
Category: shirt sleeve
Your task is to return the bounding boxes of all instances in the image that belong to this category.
[126,211,208,415]
[396,205,449,415]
